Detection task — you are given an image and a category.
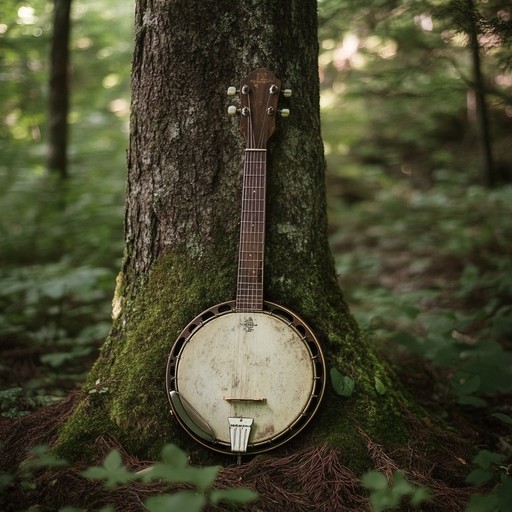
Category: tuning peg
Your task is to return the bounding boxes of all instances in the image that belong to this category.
[227,105,238,116]
[227,86,237,96]
[282,88,292,98]
[279,108,290,118]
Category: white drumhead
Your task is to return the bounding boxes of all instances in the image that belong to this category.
[175,311,315,445]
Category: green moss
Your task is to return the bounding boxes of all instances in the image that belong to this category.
[57,246,237,463]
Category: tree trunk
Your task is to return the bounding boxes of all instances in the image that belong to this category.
[58,0,419,468]
[466,0,495,187]
[47,0,71,179]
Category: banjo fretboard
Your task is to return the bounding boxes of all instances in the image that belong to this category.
[236,148,267,311]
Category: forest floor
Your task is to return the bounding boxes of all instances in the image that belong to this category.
[1,182,511,511]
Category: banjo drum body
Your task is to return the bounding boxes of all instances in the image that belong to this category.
[166,300,325,453]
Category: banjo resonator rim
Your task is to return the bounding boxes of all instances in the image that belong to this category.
[165,300,326,455]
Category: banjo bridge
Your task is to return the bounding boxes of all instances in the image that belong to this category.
[224,396,267,402]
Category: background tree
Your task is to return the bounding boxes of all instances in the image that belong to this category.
[47,0,71,179]
[319,0,512,189]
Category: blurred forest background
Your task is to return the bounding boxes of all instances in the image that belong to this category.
[1,0,512,508]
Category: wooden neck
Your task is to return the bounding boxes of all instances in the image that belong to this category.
[236,149,267,311]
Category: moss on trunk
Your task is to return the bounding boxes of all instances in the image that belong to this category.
[57,238,418,469]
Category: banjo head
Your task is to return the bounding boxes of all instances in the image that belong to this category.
[166,301,325,454]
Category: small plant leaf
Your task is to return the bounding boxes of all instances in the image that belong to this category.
[142,464,220,491]
[472,450,505,470]
[453,374,480,396]
[492,412,512,425]
[210,487,259,505]
[496,475,512,509]
[144,491,206,512]
[160,443,188,468]
[361,470,388,491]
[465,491,499,512]
[81,449,135,488]
[410,486,431,506]
[374,376,387,395]
[457,395,487,407]
[0,473,14,490]
[23,445,68,470]
[330,368,355,397]
[466,468,494,486]
[390,471,413,496]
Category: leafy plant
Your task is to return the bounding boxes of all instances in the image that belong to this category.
[330,367,355,397]
[3,443,257,511]
[0,261,115,419]
[361,470,430,511]
[83,444,259,511]
[464,450,512,512]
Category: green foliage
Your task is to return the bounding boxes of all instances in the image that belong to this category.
[492,413,512,426]
[0,260,115,419]
[82,450,135,488]
[0,0,130,421]
[330,367,355,397]
[81,443,259,511]
[2,443,257,511]
[20,445,68,472]
[464,450,512,512]
[374,376,387,395]
[333,184,512,410]
[361,470,430,511]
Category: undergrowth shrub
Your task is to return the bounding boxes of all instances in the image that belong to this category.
[0,443,258,512]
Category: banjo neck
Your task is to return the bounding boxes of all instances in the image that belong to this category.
[233,68,286,312]
[236,148,267,312]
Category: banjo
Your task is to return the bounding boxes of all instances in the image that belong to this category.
[166,68,326,456]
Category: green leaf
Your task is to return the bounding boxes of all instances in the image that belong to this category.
[209,487,259,505]
[361,470,388,491]
[464,492,499,512]
[374,376,387,395]
[473,450,505,470]
[0,473,14,490]
[160,443,188,468]
[466,468,494,486]
[81,450,135,488]
[457,395,487,407]
[187,465,220,492]
[330,368,355,397]
[21,445,68,471]
[410,486,431,506]
[390,471,413,496]
[453,374,481,396]
[369,489,399,512]
[492,413,512,425]
[142,464,220,491]
[496,475,512,509]
[144,491,206,512]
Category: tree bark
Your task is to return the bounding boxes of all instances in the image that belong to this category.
[47,0,71,179]
[58,0,418,467]
[466,0,495,187]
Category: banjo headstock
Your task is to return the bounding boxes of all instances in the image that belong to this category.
[228,68,291,149]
